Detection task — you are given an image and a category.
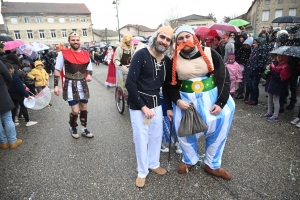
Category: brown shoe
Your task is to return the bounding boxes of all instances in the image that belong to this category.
[204,164,232,180]
[10,139,22,149]
[135,177,145,188]
[248,100,258,105]
[150,167,167,175]
[177,162,194,174]
[0,143,9,149]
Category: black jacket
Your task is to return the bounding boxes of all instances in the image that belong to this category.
[0,60,15,114]
[162,47,230,110]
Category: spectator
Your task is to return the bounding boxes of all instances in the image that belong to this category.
[27,61,49,93]
[223,33,235,63]
[211,36,221,55]
[235,32,248,56]
[259,27,270,43]
[225,53,243,95]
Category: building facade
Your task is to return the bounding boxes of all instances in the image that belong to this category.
[93,29,119,45]
[1,2,93,47]
[172,14,215,28]
[119,24,156,38]
[244,0,300,36]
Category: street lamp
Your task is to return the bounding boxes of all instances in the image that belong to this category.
[90,23,95,44]
[112,0,121,42]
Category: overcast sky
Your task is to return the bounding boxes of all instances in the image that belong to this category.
[1,0,254,30]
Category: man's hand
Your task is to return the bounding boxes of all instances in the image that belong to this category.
[177,100,191,110]
[54,86,60,96]
[210,104,222,115]
[27,96,32,99]
[141,106,155,119]
[86,74,92,82]
[167,110,173,121]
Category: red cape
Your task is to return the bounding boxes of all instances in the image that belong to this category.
[61,49,90,64]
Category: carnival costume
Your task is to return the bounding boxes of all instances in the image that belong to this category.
[54,46,93,138]
[163,25,234,180]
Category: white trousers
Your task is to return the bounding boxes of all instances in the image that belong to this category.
[129,106,163,178]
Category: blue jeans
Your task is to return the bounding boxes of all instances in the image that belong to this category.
[249,77,260,102]
[0,111,17,144]
[36,86,45,93]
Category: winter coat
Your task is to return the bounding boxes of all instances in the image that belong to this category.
[247,37,271,79]
[0,60,15,114]
[8,74,29,98]
[27,67,49,87]
[226,61,243,83]
[235,37,253,66]
[224,37,235,62]
[265,56,291,96]
[234,33,248,56]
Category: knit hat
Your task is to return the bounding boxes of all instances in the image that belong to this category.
[174,24,195,39]
[276,33,289,45]
[157,26,174,38]
[34,60,44,67]
[228,53,235,60]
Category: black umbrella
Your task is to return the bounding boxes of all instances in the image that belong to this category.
[0,35,14,42]
[272,16,300,23]
[270,46,300,58]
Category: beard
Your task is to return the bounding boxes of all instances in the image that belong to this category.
[154,40,168,53]
[70,43,80,51]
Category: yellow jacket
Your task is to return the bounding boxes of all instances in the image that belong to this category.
[27,68,49,87]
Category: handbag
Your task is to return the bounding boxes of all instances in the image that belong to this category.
[178,103,208,137]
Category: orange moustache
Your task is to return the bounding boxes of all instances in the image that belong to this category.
[177,40,195,51]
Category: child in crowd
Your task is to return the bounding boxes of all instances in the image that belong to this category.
[5,63,38,127]
[261,54,291,122]
[290,58,300,127]
[27,60,49,94]
[225,53,243,96]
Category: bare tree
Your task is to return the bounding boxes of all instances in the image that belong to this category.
[208,13,217,23]
[164,6,182,28]
[221,16,231,23]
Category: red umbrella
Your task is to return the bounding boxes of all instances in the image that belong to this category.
[208,23,241,32]
[206,30,223,38]
[194,26,210,38]
[4,40,25,50]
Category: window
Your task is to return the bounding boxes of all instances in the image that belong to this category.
[82,29,87,36]
[62,29,67,38]
[289,8,297,16]
[24,17,30,24]
[59,18,65,23]
[27,30,33,39]
[275,9,283,18]
[14,31,21,39]
[72,29,77,32]
[39,30,45,39]
[291,0,297,3]
[278,0,283,3]
[265,0,270,4]
[127,27,130,31]
[51,30,56,38]
[70,17,76,23]
[11,18,18,24]
[262,10,270,21]
[47,18,54,23]
[80,17,86,22]
[36,17,42,23]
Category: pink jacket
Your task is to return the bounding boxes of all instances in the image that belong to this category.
[226,61,243,83]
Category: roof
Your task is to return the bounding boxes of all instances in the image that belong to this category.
[93,29,119,37]
[176,14,212,21]
[120,24,156,32]
[1,2,91,15]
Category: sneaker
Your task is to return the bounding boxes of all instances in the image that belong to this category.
[290,118,300,125]
[175,142,182,154]
[15,122,19,126]
[235,94,244,99]
[18,115,25,120]
[10,139,22,149]
[69,127,79,139]
[15,116,19,122]
[81,128,94,138]
[26,121,38,127]
[268,116,279,122]
[261,113,272,118]
[296,122,300,128]
[160,143,169,152]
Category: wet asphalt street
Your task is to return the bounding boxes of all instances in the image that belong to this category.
[0,63,300,200]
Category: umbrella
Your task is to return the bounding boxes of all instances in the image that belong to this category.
[208,23,241,32]
[30,42,50,52]
[194,26,210,38]
[228,19,250,27]
[133,36,146,42]
[272,16,300,23]
[270,46,300,58]
[0,35,14,42]
[4,40,25,50]
[17,44,38,59]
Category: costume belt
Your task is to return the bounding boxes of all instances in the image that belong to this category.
[179,76,216,93]
[138,91,158,114]
[65,71,85,80]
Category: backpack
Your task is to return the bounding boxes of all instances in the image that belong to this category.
[22,66,34,85]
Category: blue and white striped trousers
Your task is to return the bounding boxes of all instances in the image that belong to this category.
[173,77,235,170]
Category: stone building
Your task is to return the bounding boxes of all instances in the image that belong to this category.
[1,2,93,46]
[241,0,300,36]
[119,24,156,38]
[93,29,119,44]
[172,14,215,28]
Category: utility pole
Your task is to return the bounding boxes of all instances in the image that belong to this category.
[105,28,108,43]
[112,0,121,42]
